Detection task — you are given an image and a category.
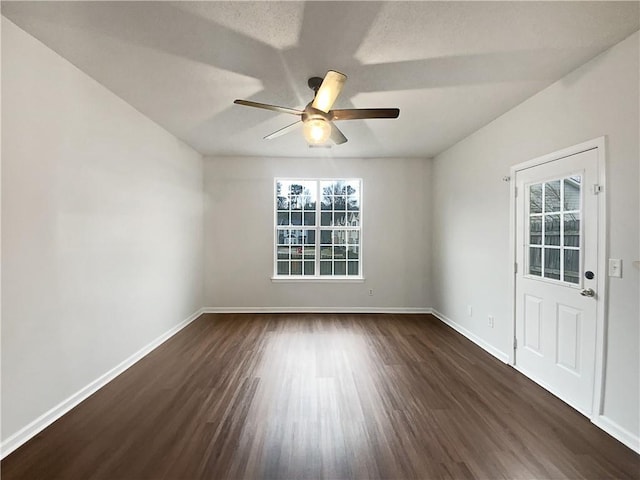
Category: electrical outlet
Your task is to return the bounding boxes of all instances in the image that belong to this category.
[488,315,494,328]
[368,289,374,296]
[467,305,473,317]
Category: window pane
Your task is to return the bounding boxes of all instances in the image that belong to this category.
[544,248,561,280]
[348,261,359,275]
[290,182,312,204]
[321,182,334,209]
[530,184,542,214]
[320,246,332,259]
[529,247,542,276]
[563,176,581,211]
[277,261,289,275]
[564,213,580,247]
[333,246,346,259]
[290,230,306,245]
[302,246,315,259]
[347,246,359,259]
[321,212,332,226]
[277,197,288,210]
[290,195,302,210]
[277,246,289,260]
[347,212,360,226]
[348,231,360,244]
[303,212,316,226]
[291,246,303,260]
[545,214,560,246]
[320,230,331,244]
[529,217,542,245]
[304,198,316,210]
[320,261,332,275]
[334,261,346,275]
[291,261,302,275]
[280,230,295,245]
[564,250,580,284]
[280,230,294,244]
[320,181,336,195]
[305,230,315,245]
[343,180,359,197]
[334,196,346,210]
[291,211,302,225]
[544,180,561,212]
[277,212,289,225]
[334,212,346,226]
[301,182,317,207]
[304,261,315,275]
[347,196,360,211]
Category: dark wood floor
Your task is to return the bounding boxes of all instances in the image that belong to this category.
[2,313,639,479]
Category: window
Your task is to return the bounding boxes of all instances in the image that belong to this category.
[275,179,362,279]
[527,175,581,284]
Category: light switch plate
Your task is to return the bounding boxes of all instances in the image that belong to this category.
[608,258,622,278]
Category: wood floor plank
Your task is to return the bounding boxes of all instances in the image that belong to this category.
[2,313,638,479]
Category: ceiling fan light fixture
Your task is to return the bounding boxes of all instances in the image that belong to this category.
[303,118,332,145]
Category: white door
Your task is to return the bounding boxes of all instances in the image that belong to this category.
[515,147,599,416]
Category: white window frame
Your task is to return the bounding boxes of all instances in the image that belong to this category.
[272,178,364,282]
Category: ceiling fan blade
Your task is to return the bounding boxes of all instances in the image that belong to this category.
[234,99,303,116]
[330,122,348,145]
[312,70,347,113]
[330,108,400,121]
[264,121,303,140]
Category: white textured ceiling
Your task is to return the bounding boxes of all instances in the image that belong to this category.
[2,1,639,158]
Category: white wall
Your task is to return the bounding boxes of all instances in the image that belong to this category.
[3,7,636,456]
[204,156,431,310]
[431,32,639,443]
[1,18,204,443]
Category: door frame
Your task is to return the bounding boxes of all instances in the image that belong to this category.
[507,136,608,420]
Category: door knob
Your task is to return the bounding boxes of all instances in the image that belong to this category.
[580,288,596,297]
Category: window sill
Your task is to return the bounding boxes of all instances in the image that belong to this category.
[271,276,365,283]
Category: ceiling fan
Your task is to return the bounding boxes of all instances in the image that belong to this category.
[234,70,400,147]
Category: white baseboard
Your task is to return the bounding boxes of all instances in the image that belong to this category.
[202,307,433,314]
[431,309,510,363]
[0,308,205,460]
[593,415,640,454]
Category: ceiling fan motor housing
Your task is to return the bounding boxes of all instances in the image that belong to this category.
[307,76,325,94]
[302,105,330,123]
